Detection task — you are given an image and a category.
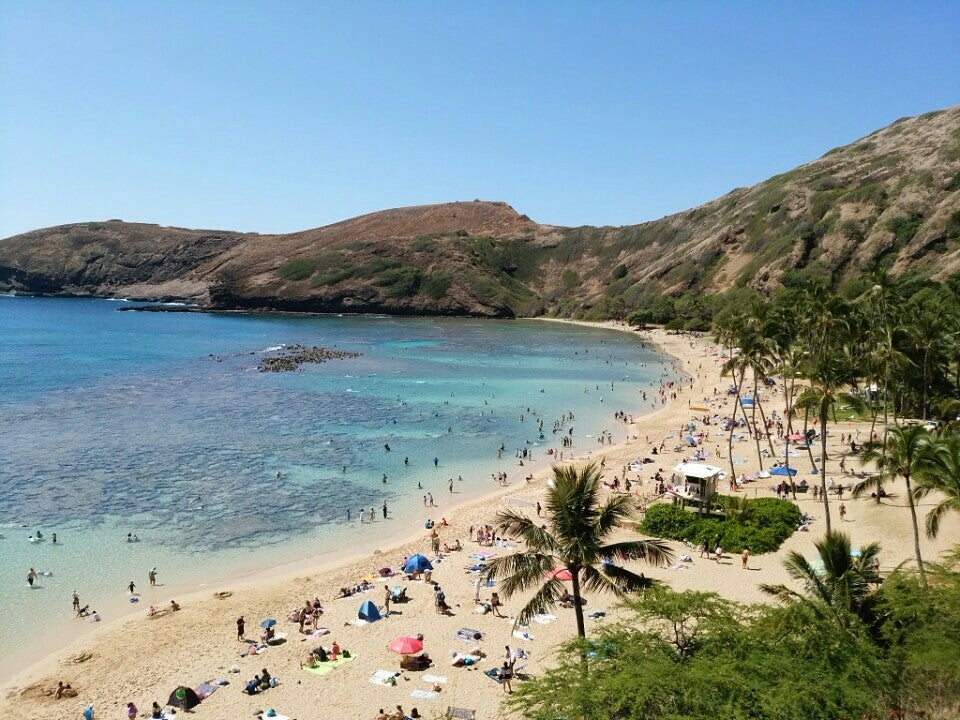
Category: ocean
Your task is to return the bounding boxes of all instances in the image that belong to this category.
[0,296,675,677]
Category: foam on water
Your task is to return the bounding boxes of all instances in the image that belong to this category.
[0,297,678,678]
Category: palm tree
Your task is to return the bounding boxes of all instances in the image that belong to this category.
[913,431,960,539]
[854,424,931,587]
[794,352,864,532]
[482,463,673,637]
[761,530,881,626]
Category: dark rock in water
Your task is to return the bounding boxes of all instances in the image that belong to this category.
[257,345,361,373]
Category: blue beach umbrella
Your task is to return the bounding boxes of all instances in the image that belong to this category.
[260,618,277,628]
[403,554,433,573]
[770,466,797,477]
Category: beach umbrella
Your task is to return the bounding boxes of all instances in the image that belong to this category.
[389,636,424,655]
[788,433,804,441]
[403,554,433,573]
[770,466,797,477]
[260,618,277,628]
[546,568,573,581]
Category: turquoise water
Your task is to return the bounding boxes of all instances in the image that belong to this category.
[0,297,674,676]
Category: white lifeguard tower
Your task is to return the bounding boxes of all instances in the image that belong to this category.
[671,462,722,515]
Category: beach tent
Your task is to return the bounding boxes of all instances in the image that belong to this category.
[167,686,201,710]
[403,554,433,573]
[771,466,798,476]
[358,599,381,622]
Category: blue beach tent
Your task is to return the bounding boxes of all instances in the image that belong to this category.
[770,466,798,477]
[403,554,433,573]
[358,599,381,622]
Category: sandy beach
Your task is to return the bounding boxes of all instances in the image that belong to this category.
[3,324,958,720]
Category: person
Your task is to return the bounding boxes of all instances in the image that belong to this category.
[72,591,80,612]
[151,701,163,718]
[76,604,90,618]
[391,704,406,720]
[259,668,272,690]
[52,532,57,544]
[500,661,513,693]
[54,681,76,699]
[170,600,180,611]
[741,549,749,569]
[384,586,391,614]
[245,675,260,694]
[27,568,37,587]
[128,580,136,594]
[490,592,504,617]
[148,567,157,586]
[237,616,245,641]
[382,501,388,519]
[376,710,389,720]
[83,705,95,720]
[536,501,542,517]
[91,609,101,622]
[126,701,138,719]
[839,502,847,521]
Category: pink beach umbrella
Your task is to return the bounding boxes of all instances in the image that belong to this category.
[546,568,573,582]
[389,636,424,655]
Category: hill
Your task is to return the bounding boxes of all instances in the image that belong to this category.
[2,106,959,318]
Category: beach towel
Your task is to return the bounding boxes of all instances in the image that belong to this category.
[513,630,533,641]
[456,628,483,642]
[303,655,356,676]
[484,668,503,684]
[422,674,448,684]
[194,683,219,699]
[259,714,290,720]
[306,628,330,638]
[532,613,556,624]
[411,689,440,700]
[369,669,398,686]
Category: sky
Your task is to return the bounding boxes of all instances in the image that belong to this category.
[1,1,958,238]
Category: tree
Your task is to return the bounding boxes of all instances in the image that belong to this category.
[760,530,881,627]
[482,462,672,637]
[855,424,932,586]
[913,431,960,539]
[794,352,864,532]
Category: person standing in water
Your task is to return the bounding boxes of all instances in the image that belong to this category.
[128,581,136,595]
[27,568,37,587]
[382,502,388,519]
[148,567,157,586]
[73,591,80,612]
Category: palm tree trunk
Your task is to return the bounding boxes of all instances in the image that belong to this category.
[904,474,927,587]
[570,568,587,637]
[820,404,832,533]
[728,368,746,484]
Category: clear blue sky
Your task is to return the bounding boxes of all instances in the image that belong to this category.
[1,1,958,238]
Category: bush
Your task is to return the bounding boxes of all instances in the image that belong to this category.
[277,257,317,281]
[640,496,800,554]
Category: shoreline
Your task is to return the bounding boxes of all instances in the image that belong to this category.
[0,319,681,693]
[4,322,956,720]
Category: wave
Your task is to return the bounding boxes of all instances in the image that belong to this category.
[260,345,286,352]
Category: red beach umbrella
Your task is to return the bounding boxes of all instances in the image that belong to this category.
[547,568,573,581]
[389,636,424,655]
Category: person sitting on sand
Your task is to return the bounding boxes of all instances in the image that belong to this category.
[259,668,273,690]
[301,652,319,669]
[169,600,181,611]
[261,626,275,644]
[147,605,157,617]
[375,710,389,720]
[150,701,163,719]
[245,676,260,695]
[390,704,406,720]
[53,681,77,699]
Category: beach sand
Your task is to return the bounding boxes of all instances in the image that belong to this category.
[3,325,957,720]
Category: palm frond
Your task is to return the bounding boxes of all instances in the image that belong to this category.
[511,578,566,630]
[600,539,673,567]
[483,551,557,599]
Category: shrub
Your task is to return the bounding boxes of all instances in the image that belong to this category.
[640,496,800,554]
[377,266,422,298]
[277,257,317,281]
[422,272,452,300]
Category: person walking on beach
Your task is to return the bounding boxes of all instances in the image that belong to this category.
[359,508,366,524]
[384,586,391,614]
[741,549,749,569]
[128,580,136,595]
[237,616,245,641]
[449,478,454,493]
[839,502,847,522]
[428,492,434,507]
